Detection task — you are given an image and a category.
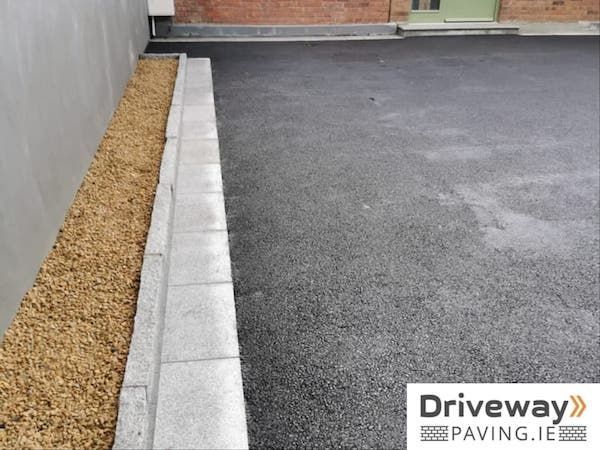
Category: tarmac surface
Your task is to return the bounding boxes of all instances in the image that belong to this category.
[147,37,600,449]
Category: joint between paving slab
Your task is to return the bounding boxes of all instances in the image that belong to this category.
[172,228,228,234]
[162,355,241,365]
[167,280,234,288]
[176,190,224,195]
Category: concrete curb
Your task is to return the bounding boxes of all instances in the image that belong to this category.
[113,53,187,450]
[168,22,397,38]
[152,58,249,450]
[151,34,404,43]
[517,21,600,36]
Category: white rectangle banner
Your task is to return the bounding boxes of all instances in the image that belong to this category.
[407,383,599,450]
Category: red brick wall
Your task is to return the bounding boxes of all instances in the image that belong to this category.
[174,0,600,24]
[175,0,392,24]
[499,0,600,22]
[389,0,411,22]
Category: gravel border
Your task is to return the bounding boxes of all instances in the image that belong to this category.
[1,59,177,449]
[113,53,187,450]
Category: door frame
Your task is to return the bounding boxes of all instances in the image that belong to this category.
[408,0,500,23]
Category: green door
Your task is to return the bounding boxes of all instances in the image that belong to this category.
[409,0,498,23]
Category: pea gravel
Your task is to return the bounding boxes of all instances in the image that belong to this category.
[0,59,177,449]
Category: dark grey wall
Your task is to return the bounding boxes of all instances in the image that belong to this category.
[0,0,149,333]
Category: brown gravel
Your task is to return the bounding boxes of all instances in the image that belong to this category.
[0,59,177,449]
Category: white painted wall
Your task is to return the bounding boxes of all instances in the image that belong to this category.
[0,0,149,333]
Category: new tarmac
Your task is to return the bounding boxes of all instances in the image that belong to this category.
[148,36,600,448]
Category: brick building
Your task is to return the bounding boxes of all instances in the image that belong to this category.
[172,0,599,24]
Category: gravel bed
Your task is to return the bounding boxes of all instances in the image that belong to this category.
[0,59,177,449]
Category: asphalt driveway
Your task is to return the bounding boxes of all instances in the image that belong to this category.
[147,37,600,448]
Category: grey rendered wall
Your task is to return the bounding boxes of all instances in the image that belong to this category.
[0,1,149,333]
